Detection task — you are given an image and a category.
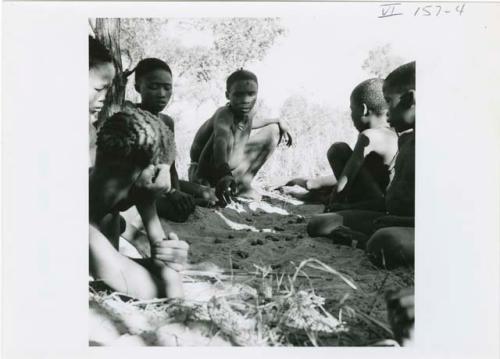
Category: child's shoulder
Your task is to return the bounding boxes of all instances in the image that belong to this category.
[361,127,397,141]
[213,105,234,124]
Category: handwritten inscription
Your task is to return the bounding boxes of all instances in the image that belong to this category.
[379,3,466,19]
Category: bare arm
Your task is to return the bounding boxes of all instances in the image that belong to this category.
[252,116,279,129]
[252,116,293,146]
[130,164,184,297]
[212,111,234,171]
[336,132,373,194]
[89,223,165,299]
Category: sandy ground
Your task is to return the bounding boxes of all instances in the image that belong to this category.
[91,189,413,346]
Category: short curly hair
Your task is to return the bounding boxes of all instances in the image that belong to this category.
[384,61,416,93]
[226,69,258,91]
[96,105,176,169]
[134,58,172,83]
[350,78,388,115]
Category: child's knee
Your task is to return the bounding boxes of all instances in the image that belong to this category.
[327,142,352,162]
[366,227,414,268]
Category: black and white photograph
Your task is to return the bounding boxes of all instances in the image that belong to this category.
[2,1,500,357]
[88,16,416,347]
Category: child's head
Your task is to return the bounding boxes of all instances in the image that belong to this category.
[134,58,173,114]
[96,106,175,170]
[383,61,416,133]
[94,106,175,210]
[350,78,388,132]
[225,69,258,116]
[89,36,115,117]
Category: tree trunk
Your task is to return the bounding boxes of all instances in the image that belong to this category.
[93,18,126,124]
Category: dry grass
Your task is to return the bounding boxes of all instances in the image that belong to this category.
[90,256,409,347]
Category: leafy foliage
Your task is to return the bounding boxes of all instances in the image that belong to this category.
[120,18,286,108]
[362,44,406,79]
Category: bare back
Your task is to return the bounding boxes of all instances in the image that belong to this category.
[361,127,399,167]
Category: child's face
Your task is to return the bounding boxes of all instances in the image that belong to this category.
[383,87,415,132]
[136,69,172,114]
[89,63,115,117]
[226,80,258,115]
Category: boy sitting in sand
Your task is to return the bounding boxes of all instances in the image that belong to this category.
[131,58,216,222]
[189,69,292,205]
[89,106,189,299]
[284,79,398,207]
[307,62,416,268]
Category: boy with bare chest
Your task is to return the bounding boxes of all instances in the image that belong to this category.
[190,69,291,205]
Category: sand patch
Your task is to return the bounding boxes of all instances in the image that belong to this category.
[92,190,413,346]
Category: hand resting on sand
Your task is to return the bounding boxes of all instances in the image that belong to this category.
[215,175,237,206]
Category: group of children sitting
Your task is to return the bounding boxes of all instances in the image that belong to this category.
[89,35,415,300]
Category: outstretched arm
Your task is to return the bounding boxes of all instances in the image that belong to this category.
[252,116,279,129]
[252,116,292,146]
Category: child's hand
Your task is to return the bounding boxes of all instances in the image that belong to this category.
[166,190,196,217]
[278,120,293,147]
[215,175,237,206]
[151,232,189,272]
[130,164,171,204]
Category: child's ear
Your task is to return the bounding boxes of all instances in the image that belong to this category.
[362,103,369,116]
[401,90,416,108]
[225,91,230,100]
[134,82,140,94]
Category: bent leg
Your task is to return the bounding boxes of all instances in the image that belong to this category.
[366,227,415,268]
[89,224,165,299]
[233,124,280,195]
[327,142,384,202]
